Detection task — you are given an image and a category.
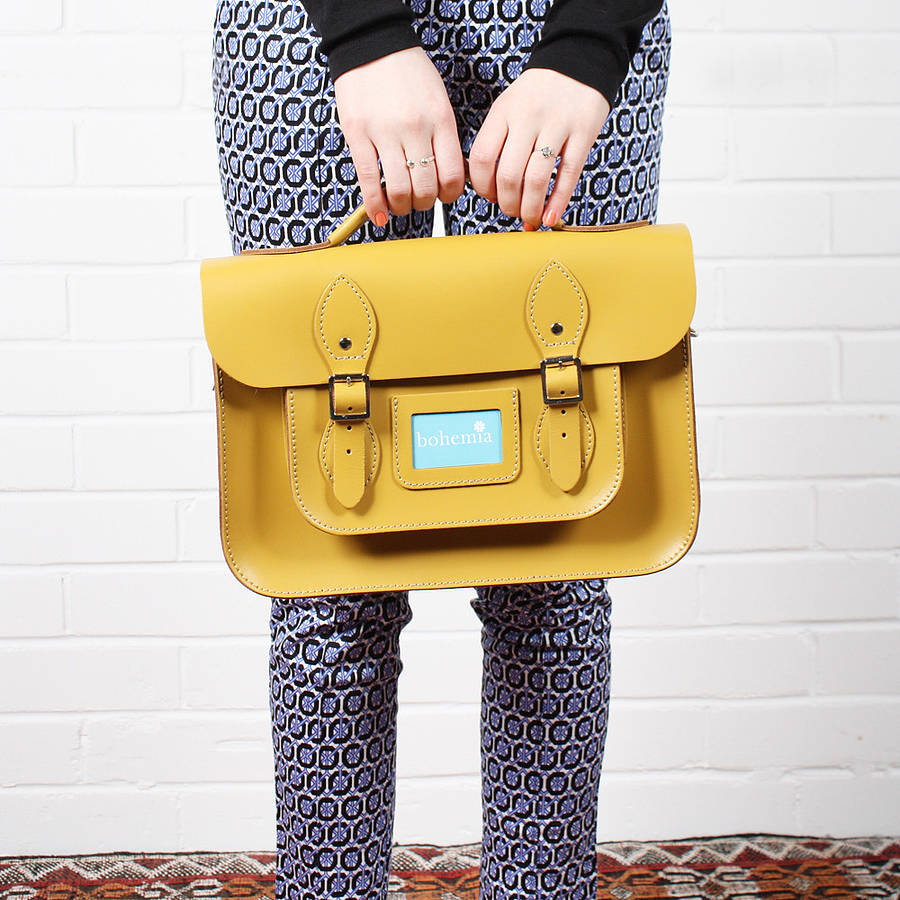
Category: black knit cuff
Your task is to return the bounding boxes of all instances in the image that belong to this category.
[521,37,630,108]
[324,21,423,81]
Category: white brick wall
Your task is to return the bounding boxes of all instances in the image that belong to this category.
[0,0,898,855]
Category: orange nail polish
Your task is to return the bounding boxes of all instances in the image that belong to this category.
[374,211,387,227]
[523,222,535,232]
[543,208,558,227]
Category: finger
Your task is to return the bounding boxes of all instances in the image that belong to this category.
[520,136,565,228]
[495,127,535,220]
[402,139,440,212]
[431,117,466,204]
[467,113,507,202]
[347,137,389,227]
[542,133,594,227]
[376,139,414,217]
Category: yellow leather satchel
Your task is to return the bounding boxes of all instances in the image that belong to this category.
[200,180,700,599]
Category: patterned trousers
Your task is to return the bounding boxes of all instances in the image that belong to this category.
[211,2,671,897]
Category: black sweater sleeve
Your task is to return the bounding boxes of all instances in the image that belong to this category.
[521,0,665,104]
[300,0,423,83]
[301,0,664,103]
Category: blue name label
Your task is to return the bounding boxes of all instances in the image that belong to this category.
[411,408,503,469]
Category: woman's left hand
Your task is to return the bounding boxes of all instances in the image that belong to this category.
[467,67,611,230]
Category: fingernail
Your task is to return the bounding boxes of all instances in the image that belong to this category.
[374,211,387,227]
[523,222,535,232]
[543,208,558,226]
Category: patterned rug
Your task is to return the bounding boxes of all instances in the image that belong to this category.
[1,834,898,899]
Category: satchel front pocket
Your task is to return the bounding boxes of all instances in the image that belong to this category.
[391,386,521,489]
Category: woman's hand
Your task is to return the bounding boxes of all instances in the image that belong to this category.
[334,47,466,227]
[467,68,612,230]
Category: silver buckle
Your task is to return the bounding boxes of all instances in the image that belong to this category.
[328,373,370,421]
[540,355,583,405]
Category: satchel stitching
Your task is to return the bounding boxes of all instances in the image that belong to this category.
[216,335,697,595]
[527,258,585,347]
[286,378,622,529]
[534,398,598,473]
[390,391,521,487]
[317,273,373,360]
[317,412,378,482]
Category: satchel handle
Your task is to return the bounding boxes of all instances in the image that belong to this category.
[323,155,648,246]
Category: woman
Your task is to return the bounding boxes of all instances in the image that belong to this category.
[211,1,670,897]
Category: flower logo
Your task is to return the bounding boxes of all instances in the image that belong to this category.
[473,419,486,433]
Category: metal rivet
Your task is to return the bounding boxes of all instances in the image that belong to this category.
[339,336,352,349]
[550,322,563,335]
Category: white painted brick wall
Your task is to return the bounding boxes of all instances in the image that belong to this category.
[0,0,897,856]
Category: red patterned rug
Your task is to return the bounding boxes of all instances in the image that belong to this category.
[1,834,898,899]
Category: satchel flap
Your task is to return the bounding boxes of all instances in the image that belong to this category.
[201,224,695,389]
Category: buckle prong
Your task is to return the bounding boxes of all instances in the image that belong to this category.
[540,355,583,405]
[328,373,370,420]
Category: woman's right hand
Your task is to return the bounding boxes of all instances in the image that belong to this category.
[333,47,466,227]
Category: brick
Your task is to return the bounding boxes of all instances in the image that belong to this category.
[657,187,831,259]
[0,345,190,413]
[835,36,900,104]
[795,772,900,836]
[397,706,480,777]
[0,788,179,854]
[82,712,271,783]
[605,562,702,627]
[67,569,266,635]
[0,116,73,184]
[817,482,900,550]
[700,556,898,624]
[186,190,237,261]
[720,262,900,329]
[658,109,729,181]
[735,112,900,180]
[177,493,223,561]
[691,335,835,406]
[815,627,900,694]
[0,644,179,711]
[180,641,270,710]
[708,701,900,767]
[0,718,81,784]
[0,423,73,488]
[0,37,181,109]
[666,35,834,107]
[0,574,64,635]
[841,335,900,402]
[719,411,900,477]
[68,267,204,339]
[178,785,276,850]
[0,0,61,30]
[833,189,900,255]
[724,1,900,30]
[0,496,177,563]
[75,418,218,490]
[399,633,482,704]
[691,484,815,553]
[0,270,67,338]
[0,189,185,264]
[613,632,811,698]
[77,113,218,185]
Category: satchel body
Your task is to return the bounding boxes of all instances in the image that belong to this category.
[200,188,700,598]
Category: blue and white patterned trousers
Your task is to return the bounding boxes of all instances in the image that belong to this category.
[211,2,671,898]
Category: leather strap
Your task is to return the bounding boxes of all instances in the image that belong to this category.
[525,258,592,491]
[313,274,377,508]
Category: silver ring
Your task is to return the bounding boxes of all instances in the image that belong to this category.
[407,155,436,168]
[540,145,555,159]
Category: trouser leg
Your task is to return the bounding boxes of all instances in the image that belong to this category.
[469,578,614,900]
[269,590,413,900]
